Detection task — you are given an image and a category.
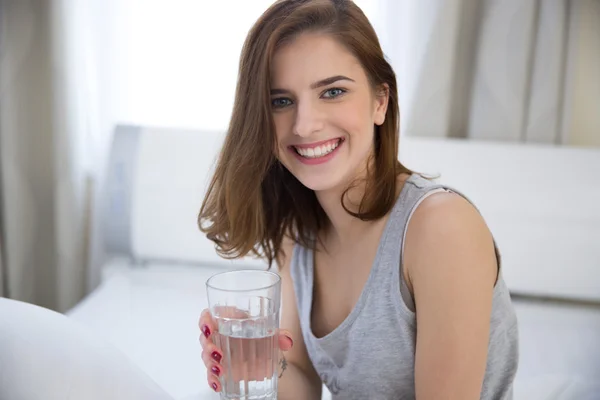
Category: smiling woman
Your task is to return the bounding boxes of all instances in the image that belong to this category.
[198,1,412,268]
[197,1,518,399]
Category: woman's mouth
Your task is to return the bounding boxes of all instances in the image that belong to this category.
[288,138,344,165]
[291,138,343,159]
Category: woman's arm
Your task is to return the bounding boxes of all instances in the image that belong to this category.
[277,239,323,400]
[404,192,498,400]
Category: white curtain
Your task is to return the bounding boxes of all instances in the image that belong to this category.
[562,0,600,147]
[378,0,600,147]
[0,0,119,312]
[1,0,71,311]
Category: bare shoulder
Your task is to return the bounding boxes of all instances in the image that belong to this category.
[407,190,492,241]
[403,190,498,294]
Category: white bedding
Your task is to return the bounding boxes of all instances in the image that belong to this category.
[67,261,222,400]
[64,261,600,400]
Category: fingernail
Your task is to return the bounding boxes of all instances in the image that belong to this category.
[212,382,218,391]
[211,365,220,376]
[285,335,294,347]
[201,325,211,338]
[211,351,222,362]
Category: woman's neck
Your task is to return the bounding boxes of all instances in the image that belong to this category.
[315,178,371,248]
[314,172,408,250]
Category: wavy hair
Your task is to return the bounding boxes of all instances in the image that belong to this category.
[199,0,412,267]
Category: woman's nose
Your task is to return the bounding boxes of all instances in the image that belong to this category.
[292,101,324,138]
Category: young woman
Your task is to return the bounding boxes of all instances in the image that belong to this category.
[198,1,519,399]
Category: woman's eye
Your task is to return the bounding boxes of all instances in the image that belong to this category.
[272,98,292,109]
[322,88,346,99]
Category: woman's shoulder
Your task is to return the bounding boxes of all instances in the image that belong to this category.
[403,189,498,293]
[401,173,485,233]
[405,188,495,261]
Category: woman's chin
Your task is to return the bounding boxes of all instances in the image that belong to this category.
[295,174,343,193]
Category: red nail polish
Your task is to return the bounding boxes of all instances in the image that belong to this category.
[211,351,222,362]
[201,325,211,338]
[211,366,220,376]
[212,382,218,391]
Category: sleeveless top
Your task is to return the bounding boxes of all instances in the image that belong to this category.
[289,174,519,399]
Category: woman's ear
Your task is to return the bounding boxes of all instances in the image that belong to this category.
[373,83,389,126]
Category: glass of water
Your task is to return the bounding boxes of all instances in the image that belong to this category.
[206,270,282,400]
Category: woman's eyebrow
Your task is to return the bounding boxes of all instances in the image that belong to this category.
[309,75,355,89]
[270,75,355,95]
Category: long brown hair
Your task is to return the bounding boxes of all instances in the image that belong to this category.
[198,0,412,268]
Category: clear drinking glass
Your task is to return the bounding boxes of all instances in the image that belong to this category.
[206,270,282,400]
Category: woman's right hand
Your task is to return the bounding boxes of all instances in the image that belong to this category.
[198,308,295,393]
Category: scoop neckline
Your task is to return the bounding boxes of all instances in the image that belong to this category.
[304,174,417,344]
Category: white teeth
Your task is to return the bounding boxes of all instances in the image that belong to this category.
[294,140,340,159]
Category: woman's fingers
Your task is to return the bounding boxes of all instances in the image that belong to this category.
[199,307,250,347]
[202,343,224,366]
[198,309,216,346]
[278,329,294,351]
[206,364,221,393]
[199,307,293,392]
[213,305,250,319]
[203,348,224,393]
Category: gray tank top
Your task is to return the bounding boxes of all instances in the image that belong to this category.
[290,174,519,399]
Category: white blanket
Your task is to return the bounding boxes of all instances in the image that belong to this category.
[2,263,600,400]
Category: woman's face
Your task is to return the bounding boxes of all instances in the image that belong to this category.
[270,32,388,193]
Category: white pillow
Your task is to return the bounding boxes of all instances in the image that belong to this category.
[0,298,173,400]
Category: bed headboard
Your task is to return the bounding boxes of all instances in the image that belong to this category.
[399,137,600,303]
[103,125,600,302]
[103,125,268,270]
